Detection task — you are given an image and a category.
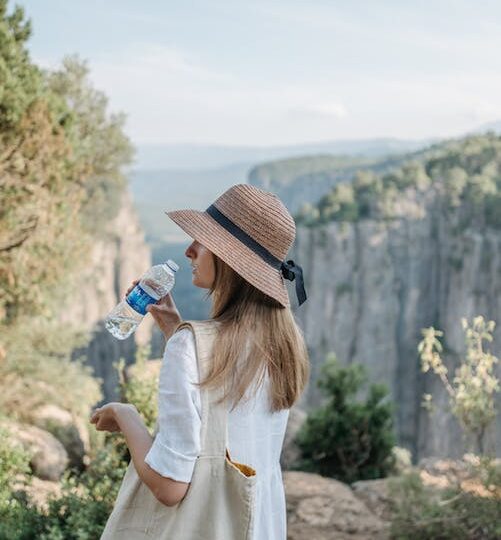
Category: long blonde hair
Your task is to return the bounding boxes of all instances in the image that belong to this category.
[198,254,310,412]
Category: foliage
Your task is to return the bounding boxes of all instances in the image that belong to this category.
[0,424,44,540]
[117,345,159,432]
[0,0,41,132]
[35,435,128,540]
[0,318,101,422]
[249,154,377,190]
[295,354,396,483]
[0,425,31,500]
[0,1,132,428]
[0,97,87,323]
[389,468,501,540]
[0,8,133,326]
[418,316,499,454]
[0,343,160,540]
[45,56,134,235]
[0,3,138,538]
[0,431,128,540]
[295,134,501,230]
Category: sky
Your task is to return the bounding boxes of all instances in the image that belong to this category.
[15,0,501,147]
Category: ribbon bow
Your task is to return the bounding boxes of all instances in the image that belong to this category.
[281,260,307,306]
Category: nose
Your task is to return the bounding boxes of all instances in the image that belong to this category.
[185,240,197,259]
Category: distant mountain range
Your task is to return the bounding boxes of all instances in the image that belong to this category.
[132,137,434,171]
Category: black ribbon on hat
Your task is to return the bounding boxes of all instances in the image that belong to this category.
[280,260,307,306]
[206,204,308,306]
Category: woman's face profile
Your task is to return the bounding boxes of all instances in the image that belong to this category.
[185,240,216,289]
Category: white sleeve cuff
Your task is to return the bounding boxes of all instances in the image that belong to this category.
[144,436,197,483]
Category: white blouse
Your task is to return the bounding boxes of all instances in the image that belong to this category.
[144,328,289,540]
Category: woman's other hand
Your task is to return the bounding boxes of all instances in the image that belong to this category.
[90,403,121,432]
[147,293,182,341]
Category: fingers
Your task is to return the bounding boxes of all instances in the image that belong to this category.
[156,292,176,307]
[147,304,177,317]
[125,279,140,296]
[163,293,175,306]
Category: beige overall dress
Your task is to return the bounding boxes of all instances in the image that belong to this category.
[100,320,257,539]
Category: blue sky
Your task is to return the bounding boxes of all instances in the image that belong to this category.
[15,0,501,146]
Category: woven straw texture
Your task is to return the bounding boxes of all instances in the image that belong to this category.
[165,184,296,307]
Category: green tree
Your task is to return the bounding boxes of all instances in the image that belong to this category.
[0,1,131,435]
[0,0,41,132]
[296,354,395,483]
[45,56,134,234]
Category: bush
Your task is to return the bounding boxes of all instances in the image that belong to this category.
[390,468,501,540]
[0,344,159,539]
[0,319,101,423]
[295,354,396,483]
[34,435,129,540]
[0,425,46,540]
[419,316,499,454]
[116,345,158,433]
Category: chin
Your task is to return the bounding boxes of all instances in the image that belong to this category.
[192,275,209,289]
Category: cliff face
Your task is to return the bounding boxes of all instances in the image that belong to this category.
[290,200,501,460]
[60,191,153,400]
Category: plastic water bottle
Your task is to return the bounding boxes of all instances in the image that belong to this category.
[105,259,179,340]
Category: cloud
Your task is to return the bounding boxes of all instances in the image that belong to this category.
[294,102,349,119]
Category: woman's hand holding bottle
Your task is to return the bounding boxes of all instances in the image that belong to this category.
[126,280,182,341]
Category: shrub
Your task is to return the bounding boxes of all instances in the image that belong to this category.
[116,345,158,433]
[0,425,46,540]
[0,343,159,539]
[418,316,499,454]
[390,468,501,540]
[295,354,396,483]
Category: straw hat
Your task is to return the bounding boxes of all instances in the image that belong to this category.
[165,184,307,308]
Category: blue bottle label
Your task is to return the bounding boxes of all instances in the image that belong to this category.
[126,284,157,315]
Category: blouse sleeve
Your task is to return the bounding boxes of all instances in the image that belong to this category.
[144,328,202,482]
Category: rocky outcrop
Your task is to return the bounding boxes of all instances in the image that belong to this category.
[32,404,90,470]
[284,471,390,540]
[351,479,393,522]
[4,421,68,481]
[290,207,501,460]
[60,191,153,401]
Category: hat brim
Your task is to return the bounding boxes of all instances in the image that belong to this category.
[165,209,290,308]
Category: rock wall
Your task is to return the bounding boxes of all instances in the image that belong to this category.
[60,190,153,401]
[290,199,501,460]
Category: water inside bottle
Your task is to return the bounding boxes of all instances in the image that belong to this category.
[105,314,139,340]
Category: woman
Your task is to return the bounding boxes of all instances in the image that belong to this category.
[91,183,309,539]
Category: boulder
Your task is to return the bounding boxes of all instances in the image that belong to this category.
[32,404,90,470]
[281,406,307,470]
[13,477,62,512]
[351,478,394,521]
[3,421,68,481]
[284,471,390,540]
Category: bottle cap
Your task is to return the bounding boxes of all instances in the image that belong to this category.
[165,259,179,272]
